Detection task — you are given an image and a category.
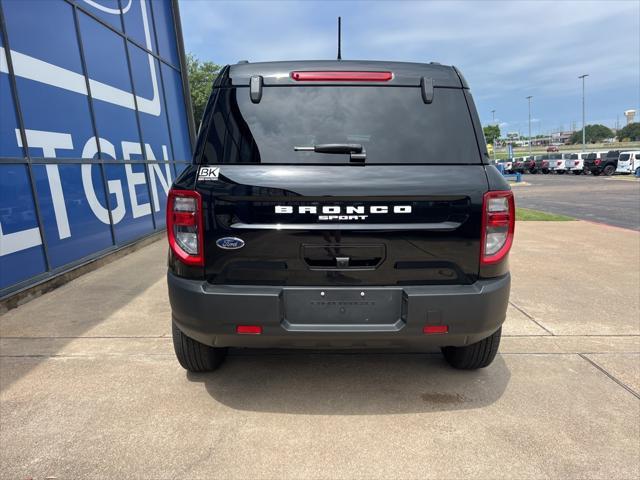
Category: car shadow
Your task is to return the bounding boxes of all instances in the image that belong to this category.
[187,351,511,415]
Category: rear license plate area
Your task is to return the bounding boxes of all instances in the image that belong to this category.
[283,288,403,325]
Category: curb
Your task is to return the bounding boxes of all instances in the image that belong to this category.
[0,232,165,315]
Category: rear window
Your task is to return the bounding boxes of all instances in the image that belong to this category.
[199,86,480,165]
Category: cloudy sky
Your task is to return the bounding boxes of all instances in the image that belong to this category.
[178,0,640,135]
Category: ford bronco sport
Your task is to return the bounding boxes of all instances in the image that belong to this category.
[167,60,514,372]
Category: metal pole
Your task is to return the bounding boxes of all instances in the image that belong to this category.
[526,96,532,156]
[337,17,342,60]
[579,74,588,152]
[491,110,496,161]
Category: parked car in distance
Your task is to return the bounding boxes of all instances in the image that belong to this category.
[167,59,513,372]
[547,153,565,174]
[546,145,559,152]
[616,151,640,175]
[498,159,513,173]
[566,152,588,174]
[584,151,618,176]
[512,156,535,173]
[512,157,525,173]
[531,155,548,174]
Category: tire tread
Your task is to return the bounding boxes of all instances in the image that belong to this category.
[441,327,501,370]
[172,321,226,372]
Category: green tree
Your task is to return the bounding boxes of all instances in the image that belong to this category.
[616,122,640,141]
[570,124,614,144]
[187,53,221,127]
[483,124,501,144]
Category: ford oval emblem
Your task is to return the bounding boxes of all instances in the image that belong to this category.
[216,237,245,250]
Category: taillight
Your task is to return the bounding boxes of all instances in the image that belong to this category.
[167,189,204,266]
[595,159,601,165]
[574,161,579,166]
[481,191,515,265]
[290,71,393,82]
[542,161,548,167]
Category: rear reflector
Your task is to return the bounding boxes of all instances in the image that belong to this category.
[423,325,448,334]
[290,71,393,82]
[236,325,262,335]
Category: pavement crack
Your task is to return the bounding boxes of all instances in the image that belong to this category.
[509,300,555,335]
[578,353,640,400]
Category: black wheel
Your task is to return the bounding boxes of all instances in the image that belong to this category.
[603,164,616,176]
[442,327,502,370]
[557,170,565,175]
[172,321,227,372]
[573,170,582,175]
[542,169,550,174]
[592,170,600,176]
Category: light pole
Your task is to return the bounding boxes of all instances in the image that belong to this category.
[526,96,533,156]
[578,74,588,152]
[491,110,496,161]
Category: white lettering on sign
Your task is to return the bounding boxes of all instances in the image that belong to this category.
[1,128,172,257]
[145,144,172,213]
[81,137,126,224]
[122,141,151,219]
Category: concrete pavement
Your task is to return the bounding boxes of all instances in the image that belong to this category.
[1,222,639,479]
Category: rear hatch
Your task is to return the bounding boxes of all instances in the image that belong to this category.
[194,64,490,287]
[583,153,598,168]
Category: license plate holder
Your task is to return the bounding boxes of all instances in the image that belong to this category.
[283,288,402,325]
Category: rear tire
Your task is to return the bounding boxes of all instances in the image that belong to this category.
[635,167,640,177]
[441,327,501,370]
[603,164,616,176]
[172,321,227,372]
[592,170,600,176]
[573,170,582,175]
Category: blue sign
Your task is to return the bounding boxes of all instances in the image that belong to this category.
[0,0,193,292]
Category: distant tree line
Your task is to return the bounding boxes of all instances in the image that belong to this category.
[616,122,640,142]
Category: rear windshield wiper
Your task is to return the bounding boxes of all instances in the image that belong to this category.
[294,143,366,162]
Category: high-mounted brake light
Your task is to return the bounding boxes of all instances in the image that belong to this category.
[480,191,515,265]
[167,189,204,266]
[290,71,393,82]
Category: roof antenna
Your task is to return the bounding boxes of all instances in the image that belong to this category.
[337,17,342,60]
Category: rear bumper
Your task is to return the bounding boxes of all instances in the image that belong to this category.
[168,272,510,350]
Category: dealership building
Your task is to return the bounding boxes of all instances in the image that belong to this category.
[0,0,194,297]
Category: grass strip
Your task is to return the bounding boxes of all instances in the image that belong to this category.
[516,208,575,221]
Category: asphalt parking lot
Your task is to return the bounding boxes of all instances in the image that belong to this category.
[514,174,640,230]
[1,221,639,479]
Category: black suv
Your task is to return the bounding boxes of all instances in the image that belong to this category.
[585,150,621,176]
[167,60,514,372]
